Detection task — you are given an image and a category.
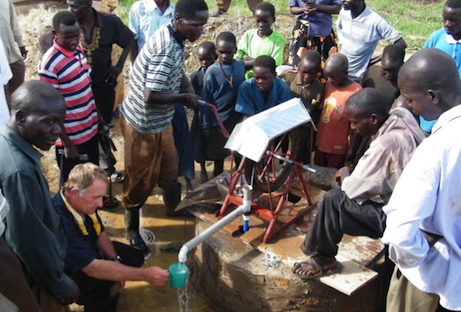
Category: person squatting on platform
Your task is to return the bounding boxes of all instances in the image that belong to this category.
[292,88,425,279]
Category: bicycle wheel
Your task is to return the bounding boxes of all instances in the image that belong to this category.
[244,128,300,193]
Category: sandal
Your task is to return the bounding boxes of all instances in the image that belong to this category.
[292,257,342,280]
[102,196,119,208]
[110,171,124,183]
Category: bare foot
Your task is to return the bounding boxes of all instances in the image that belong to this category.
[292,256,340,279]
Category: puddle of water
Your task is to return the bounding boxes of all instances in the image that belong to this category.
[97,190,214,312]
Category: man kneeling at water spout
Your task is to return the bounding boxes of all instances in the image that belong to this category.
[53,163,169,312]
[292,88,425,279]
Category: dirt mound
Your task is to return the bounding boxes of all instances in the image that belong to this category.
[20,6,295,80]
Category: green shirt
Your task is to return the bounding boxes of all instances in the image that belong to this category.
[235,29,285,79]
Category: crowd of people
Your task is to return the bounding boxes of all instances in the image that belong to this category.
[0,0,460,311]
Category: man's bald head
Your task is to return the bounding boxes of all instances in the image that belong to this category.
[10,81,67,151]
[398,48,459,93]
[398,48,461,120]
[11,80,66,114]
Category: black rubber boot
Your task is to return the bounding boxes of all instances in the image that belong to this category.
[163,182,183,217]
[124,207,148,254]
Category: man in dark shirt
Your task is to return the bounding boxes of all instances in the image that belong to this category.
[0,80,80,311]
[69,0,133,196]
[53,163,169,312]
[355,45,407,164]
[67,0,133,125]
[361,44,406,108]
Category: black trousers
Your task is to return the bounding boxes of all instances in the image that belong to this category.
[93,84,116,125]
[71,242,145,312]
[301,188,386,257]
[56,134,99,188]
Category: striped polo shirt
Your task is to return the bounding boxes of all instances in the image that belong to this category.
[120,22,184,135]
[38,41,98,146]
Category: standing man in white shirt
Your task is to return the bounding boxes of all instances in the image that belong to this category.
[0,38,12,126]
[382,48,461,312]
[0,0,27,98]
[128,0,175,61]
[337,0,407,82]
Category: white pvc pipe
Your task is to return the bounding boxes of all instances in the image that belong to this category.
[178,185,252,263]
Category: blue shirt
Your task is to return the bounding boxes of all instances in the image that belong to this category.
[190,67,206,96]
[424,28,461,77]
[201,60,245,128]
[420,28,461,133]
[419,116,436,133]
[129,0,175,51]
[235,77,292,116]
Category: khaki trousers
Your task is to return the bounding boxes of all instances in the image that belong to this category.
[121,117,178,208]
[27,283,69,312]
[386,266,439,312]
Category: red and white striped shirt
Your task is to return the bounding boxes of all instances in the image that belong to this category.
[39,41,98,146]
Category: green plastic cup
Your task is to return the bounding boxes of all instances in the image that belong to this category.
[168,263,189,289]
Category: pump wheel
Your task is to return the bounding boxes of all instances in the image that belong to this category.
[244,128,300,193]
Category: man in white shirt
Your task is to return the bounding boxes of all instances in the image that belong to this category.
[128,0,175,61]
[0,38,12,126]
[0,0,27,97]
[382,48,461,312]
[337,0,407,81]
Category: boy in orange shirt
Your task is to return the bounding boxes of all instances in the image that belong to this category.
[315,53,361,169]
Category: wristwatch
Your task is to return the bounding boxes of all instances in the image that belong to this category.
[110,255,122,262]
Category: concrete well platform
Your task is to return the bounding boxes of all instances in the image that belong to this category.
[184,169,388,312]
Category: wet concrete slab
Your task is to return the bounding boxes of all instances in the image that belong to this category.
[182,166,385,312]
[190,211,385,312]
